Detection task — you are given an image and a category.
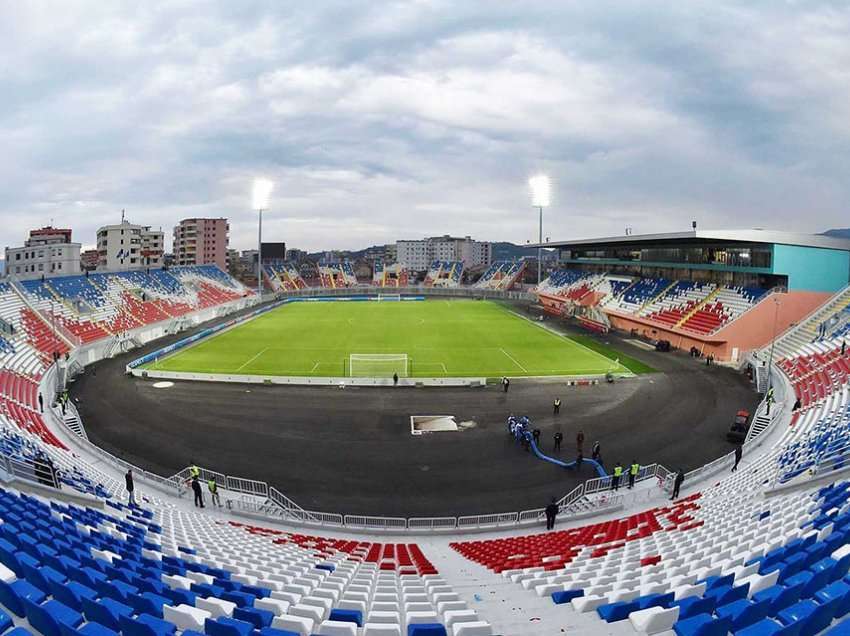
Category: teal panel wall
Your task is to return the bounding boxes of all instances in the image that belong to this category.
[772,244,850,292]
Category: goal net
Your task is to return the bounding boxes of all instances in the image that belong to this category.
[377,293,401,301]
[349,354,409,377]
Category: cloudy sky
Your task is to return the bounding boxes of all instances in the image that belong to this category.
[2,1,849,255]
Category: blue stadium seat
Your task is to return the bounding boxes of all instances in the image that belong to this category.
[816,579,850,618]
[0,576,46,617]
[407,626,447,636]
[59,622,120,636]
[0,609,12,635]
[23,598,84,636]
[118,613,176,636]
[714,598,770,631]
[674,595,716,620]
[735,618,797,636]
[551,589,583,604]
[81,596,134,632]
[204,617,254,636]
[597,600,640,622]
[328,608,362,626]
[232,607,273,629]
[673,613,732,636]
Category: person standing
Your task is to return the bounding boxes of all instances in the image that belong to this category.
[504,377,510,393]
[611,463,623,491]
[576,429,585,454]
[532,429,541,446]
[591,441,601,463]
[842,340,846,356]
[191,477,204,508]
[125,469,135,506]
[38,393,43,413]
[545,498,558,531]
[553,431,563,452]
[393,372,398,387]
[208,477,222,507]
[628,461,640,489]
[732,445,743,472]
[765,386,775,415]
[553,398,561,415]
[671,469,685,500]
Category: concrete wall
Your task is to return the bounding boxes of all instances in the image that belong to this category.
[710,290,831,356]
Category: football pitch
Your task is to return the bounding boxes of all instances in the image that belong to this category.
[145,299,640,378]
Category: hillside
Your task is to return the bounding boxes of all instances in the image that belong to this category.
[823,228,850,239]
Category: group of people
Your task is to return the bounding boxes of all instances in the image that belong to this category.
[508,414,604,469]
[187,463,222,508]
[124,461,223,509]
[687,346,715,366]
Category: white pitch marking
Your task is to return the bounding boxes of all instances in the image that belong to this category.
[499,347,528,373]
[236,347,269,372]
[310,361,320,373]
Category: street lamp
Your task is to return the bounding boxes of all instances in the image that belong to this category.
[252,178,274,300]
[529,175,551,285]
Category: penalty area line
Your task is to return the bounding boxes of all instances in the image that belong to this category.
[235,347,269,372]
[499,347,528,373]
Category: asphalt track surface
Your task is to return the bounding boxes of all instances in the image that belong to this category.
[70,302,760,518]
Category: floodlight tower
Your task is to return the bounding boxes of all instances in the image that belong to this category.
[252,178,274,300]
[529,175,551,285]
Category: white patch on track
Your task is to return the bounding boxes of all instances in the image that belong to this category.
[152,381,174,389]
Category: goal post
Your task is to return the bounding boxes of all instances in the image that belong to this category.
[349,353,409,378]
[377,293,401,301]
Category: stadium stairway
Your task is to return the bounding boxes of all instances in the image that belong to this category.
[771,285,850,361]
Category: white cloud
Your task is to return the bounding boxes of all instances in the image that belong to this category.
[0,0,849,257]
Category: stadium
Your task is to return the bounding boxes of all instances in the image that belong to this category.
[0,221,844,636]
[4,4,850,636]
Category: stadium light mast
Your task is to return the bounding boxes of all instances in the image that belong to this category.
[529,175,551,285]
[252,178,274,301]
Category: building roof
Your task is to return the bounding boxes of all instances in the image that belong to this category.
[530,229,850,252]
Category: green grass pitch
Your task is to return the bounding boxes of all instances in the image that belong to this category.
[145,299,642,378]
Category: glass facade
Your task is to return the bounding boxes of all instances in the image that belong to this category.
[562,243,772,269]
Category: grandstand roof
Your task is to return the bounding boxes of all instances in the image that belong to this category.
[531,228,850,251]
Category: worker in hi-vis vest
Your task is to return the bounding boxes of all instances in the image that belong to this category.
[629,461,640,489]
[208,478,221,507]
[611,463,623,491]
